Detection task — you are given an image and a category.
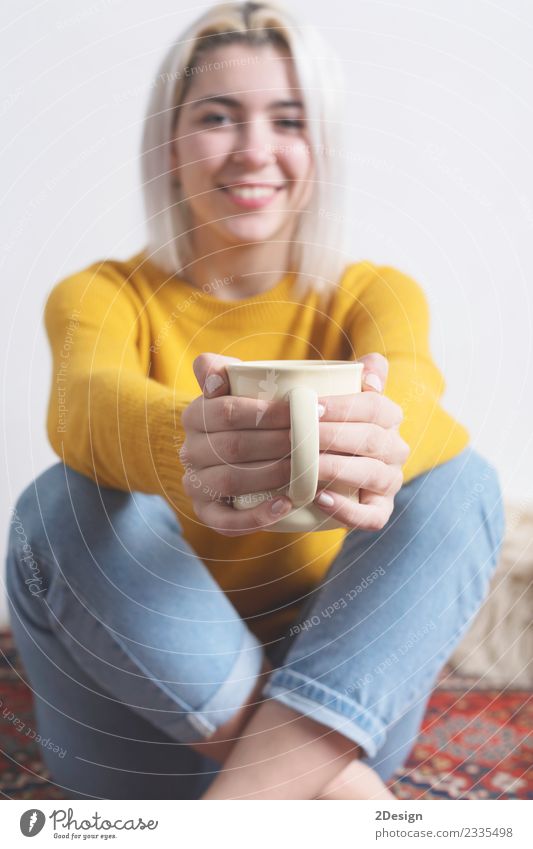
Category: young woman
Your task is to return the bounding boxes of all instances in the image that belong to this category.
[6,1,505,800]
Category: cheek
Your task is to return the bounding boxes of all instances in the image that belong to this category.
[182,134,231,182]
[283,140,313,179]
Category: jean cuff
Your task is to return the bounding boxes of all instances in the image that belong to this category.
[262,668,386,757]
[186,627,265,743]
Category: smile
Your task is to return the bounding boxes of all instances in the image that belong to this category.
[218,184,284,209]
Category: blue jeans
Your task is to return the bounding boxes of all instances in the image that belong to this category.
[5,446,505,799]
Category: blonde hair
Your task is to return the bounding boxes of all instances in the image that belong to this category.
[140,1,351,305]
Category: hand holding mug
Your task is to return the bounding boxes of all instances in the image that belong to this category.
[312,352,410,531]
[180,353,294,537]
[180,352,410,536]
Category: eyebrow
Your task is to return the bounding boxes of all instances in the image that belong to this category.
[190,95,304,110]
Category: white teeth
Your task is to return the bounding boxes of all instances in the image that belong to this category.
[225,186,277,199]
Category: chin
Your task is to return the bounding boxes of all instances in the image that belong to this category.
[222,219,293,244]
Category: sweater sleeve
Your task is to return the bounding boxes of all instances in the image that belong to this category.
[44,265,193,510]
[347,264,470,484]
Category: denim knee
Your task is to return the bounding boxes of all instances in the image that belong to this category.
[7,463,265,746]
[261,446,507,758]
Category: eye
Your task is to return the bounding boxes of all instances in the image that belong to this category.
[200,113,231,126]
[276,118,305,130]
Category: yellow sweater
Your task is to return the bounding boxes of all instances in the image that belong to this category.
[44,250,470,645]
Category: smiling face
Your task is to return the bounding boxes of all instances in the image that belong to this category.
[170,42,314,252]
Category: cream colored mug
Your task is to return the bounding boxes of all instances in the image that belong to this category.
[225,360,364,532]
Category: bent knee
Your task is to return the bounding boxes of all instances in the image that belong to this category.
[8,462,132,565]
[454,449,506,560]
[10,464,70,553]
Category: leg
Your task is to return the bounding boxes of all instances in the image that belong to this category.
[203,446,505,799]
[5,462,271,798]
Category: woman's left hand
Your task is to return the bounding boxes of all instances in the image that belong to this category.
[314,353,411,531]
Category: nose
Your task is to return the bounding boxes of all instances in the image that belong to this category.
[231,117,276,167]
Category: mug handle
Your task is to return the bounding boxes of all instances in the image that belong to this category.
[286,385,320,508]
[231,385,320,511]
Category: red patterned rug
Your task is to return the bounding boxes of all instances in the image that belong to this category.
[1,629,532,800]
[390,674,533,799]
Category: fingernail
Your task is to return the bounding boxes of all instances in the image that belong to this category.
[316,491,334,507]
[204,374,224,395]
[271,497,291,515]
[317,403,326,418]
[364,373,382,392]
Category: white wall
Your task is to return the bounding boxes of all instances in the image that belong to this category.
[1,0,532,625]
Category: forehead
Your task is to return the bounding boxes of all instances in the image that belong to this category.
[181,42,301,107]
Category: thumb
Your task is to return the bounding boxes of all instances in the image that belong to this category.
[357,352,389,393]
[192,352,242,397]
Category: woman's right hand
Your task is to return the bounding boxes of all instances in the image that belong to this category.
[179,353,294,536]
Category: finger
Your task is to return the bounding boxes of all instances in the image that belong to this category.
[318,455,404,495]
[182,457,291,501]
[193,494,294,537]
[192,352,242,397]
[181,393,291,433]
[313,487,394,532]
[357,352,389,393]
[183,428,291,470]
[316,392,403,428]
[318,422,410,464]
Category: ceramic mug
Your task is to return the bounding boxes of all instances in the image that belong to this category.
[225,359,364,532]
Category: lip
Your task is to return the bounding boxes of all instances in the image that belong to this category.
[218,182,284,189]
[218,183,284,209]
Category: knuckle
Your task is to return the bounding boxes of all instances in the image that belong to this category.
[226,516,257,536]
[194,353,209,371]
[320,453,341,481]
[393,402,404,423]
[216,466,236,496]
[365,427,382,458]
[361,458,385,491]
[180,437,192,464]
[390,429,406,463]
[250,504,272,530]
[376,460,390,491]
[181,471,195,495]
[345,503,362,530]
[327,454,343,482]
[238,505,271,533]
[248,509,267,531]
[224,431,243,463]
[367,510,385,532]
[382,429,395,461]
[221,396,237,427]
[387,467,403,495]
